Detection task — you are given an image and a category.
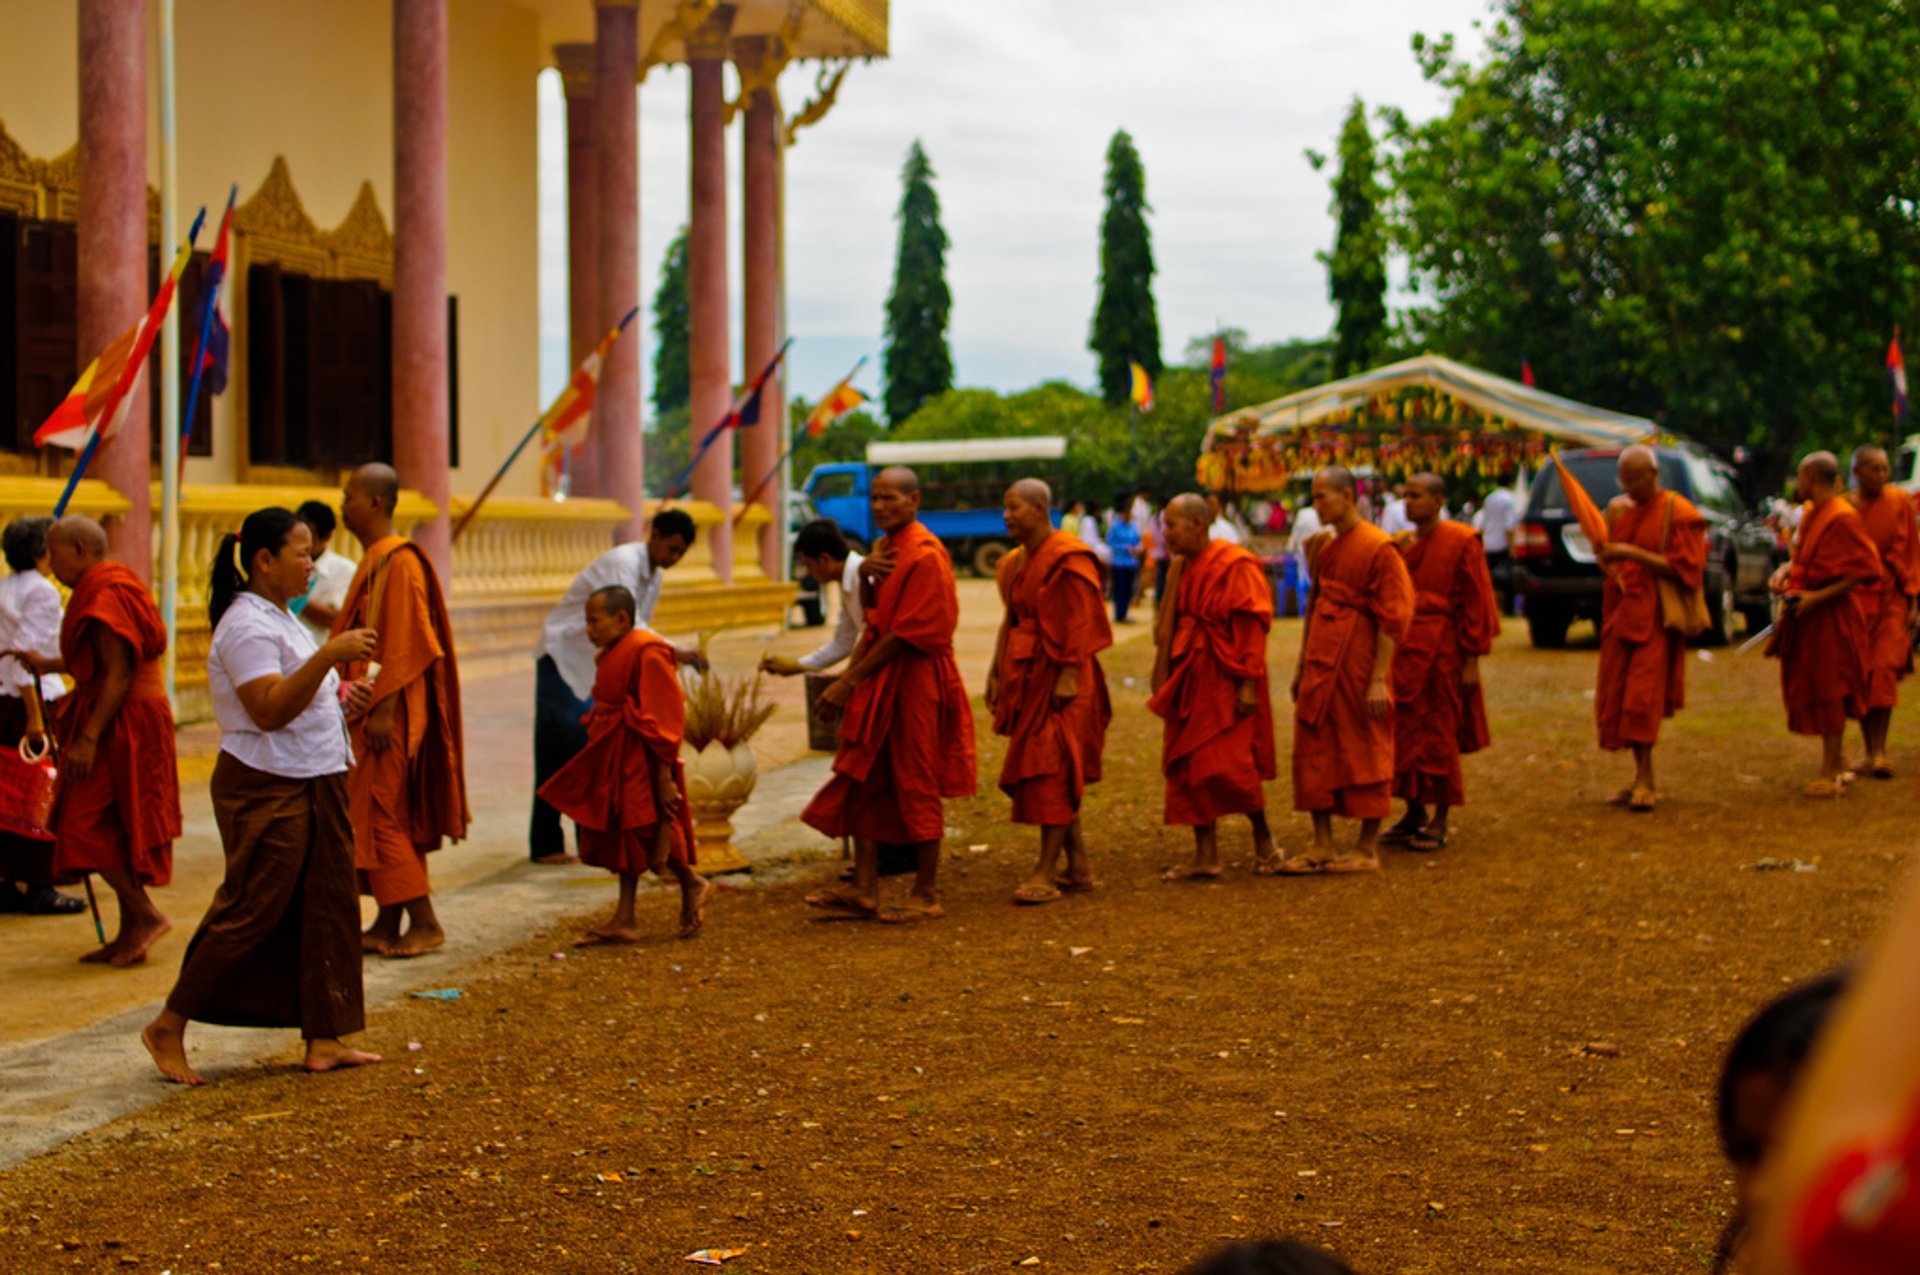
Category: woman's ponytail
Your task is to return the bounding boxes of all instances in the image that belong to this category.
[209,532,244,626]
[208,507,302,627]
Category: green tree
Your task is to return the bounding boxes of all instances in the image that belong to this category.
[788,397,885,486]
[1090,130,1162,406]
[643,405,689,497]
[650,226,690,416]
[1312,100,1389,377]
[882,141,953,425]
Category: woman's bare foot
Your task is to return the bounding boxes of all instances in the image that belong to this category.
[79,939,123,964]
[140,1019,203,1086]
[575,924,643,946]
[110,916,171,967]
[679,876,715,939]
[304,1039,382,1073]
[383,925,445,959]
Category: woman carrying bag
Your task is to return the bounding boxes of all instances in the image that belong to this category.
[141,508,382,1085]
[0,516,81,915]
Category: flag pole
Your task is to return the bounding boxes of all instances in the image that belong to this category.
[662,337,792,502]
[736,356,867,524]
[180,185,237,480]
[158,0,182,704]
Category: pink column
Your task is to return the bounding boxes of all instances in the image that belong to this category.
[688,43,733,578]
[393,0,452,580]
[555,43,601,498]
[739,39,785,577]
[77,0,150,580]
[595,1,645,541]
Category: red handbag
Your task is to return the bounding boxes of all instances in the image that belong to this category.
[0,675,58,842]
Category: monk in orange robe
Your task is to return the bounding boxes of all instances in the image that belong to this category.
[538,586,710,941]
[333,464,468,957]
[802,467,975,922]
[1593,444,1708,812]
[1846,445,1920,777]
[1384,473,1499,853]
[988,479,1113,904]
[1766,452,1882,796]
[14,516,182,965]
[1285,467,1414,874]
[1149,493,1277,879]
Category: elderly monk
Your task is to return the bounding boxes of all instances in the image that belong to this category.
[989,478,1113,904]
[1384,473,1500,854]
[1284,467,1413,874]
[1593,444,1708,812]
[11,517,182,964]
[1766,452,1881,797]
[802,467,975,922]
[1846,445,1920,777]
[1148,493,1277,879]
[333,464,469,957]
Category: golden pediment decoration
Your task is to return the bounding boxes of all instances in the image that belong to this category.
[235,155,390,283]
[641,0,721,80]
[320,181,394,285]
[0,121,157,233]
[0,119,41,218]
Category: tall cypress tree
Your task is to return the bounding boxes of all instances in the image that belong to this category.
[651,225,690,416]
[882,140,953,425]
[1090,130,1161,407]
[1322,100,1388,378]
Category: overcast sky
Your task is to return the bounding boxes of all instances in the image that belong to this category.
[537,0,1495,410]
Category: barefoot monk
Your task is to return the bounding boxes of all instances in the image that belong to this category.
[989,479,1113,905]
[1149,493,1277,879]
[1846,445,1920,778]
[333,464,469,957]
[1284,467,1413,875]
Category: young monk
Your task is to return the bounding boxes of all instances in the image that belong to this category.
[1846,445,1920,777]
[538,586,710,941]
[1284,467,1413,875]
[988,478,1113,904]
[10,516,182,965]
[1593,445,1707,812]
[333,464,469,957]
[1766,451,1881,797]
[1384,473,1500,853]
[1149,492,1277,879]
[802,466,975,923]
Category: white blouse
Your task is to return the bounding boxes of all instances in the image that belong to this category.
[0,570,66,702]
[209,592,351,778]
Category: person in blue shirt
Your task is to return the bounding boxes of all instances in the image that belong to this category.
[1106,498,1143,623]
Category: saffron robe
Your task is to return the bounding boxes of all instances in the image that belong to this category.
[1292,522,1413,819]
[1148,539,1275,825]
[50,561,181,887]
[993,531,1113,826]
[333,537,468,905]
[1849,487,1920,710]
[537,628,696,873]
[1595,492,1708,749]
[802,519,976,843]
[1391,522,1500,807]
[1767,496,1881,736]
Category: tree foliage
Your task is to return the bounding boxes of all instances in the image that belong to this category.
[651,225,690,417]
[1384,0,1920,486]
[1090,130,1163,407]
[883,141,953,426]
[643,405,689,497]
[1316,100,1389,378]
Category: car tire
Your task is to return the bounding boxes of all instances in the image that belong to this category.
[1527,604,1572,649]
[971,539,1010,578]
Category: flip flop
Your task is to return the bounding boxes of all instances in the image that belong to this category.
[1252,855,1288,876]
[1322,856,1382,875]
[1803,778,1845,799]
[1012,884,1063,906]
[1606,788,1635,808]
[805,889,876,914]
[877,902,944,925]
[1628,788,1658,813]
[1378,821,1424,844]
[1159,867,1225,882]
[1274,857,1329,876]
[1870,757,1895,779]
[1407,832,1448,853]
[1050,875,1098,893]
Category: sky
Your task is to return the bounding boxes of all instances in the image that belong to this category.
[536,0,1496,411]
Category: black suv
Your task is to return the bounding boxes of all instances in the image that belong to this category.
[1512,445,1781,648]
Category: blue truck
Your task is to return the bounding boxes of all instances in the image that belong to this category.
[800,436,1067,577]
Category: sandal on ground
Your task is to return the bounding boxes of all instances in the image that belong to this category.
[1322,855,1382,875]
[1406,832,1448,853]
[1378,820,1424,845]
[1274,857,1329,876]
[877,901,945,925]
[1050,874,1097,893]
[1869,756,1895,779]
[1803,778,1846,798]
[1012,884,1062,906]
[804,889,877,916]
[1628,788,1658,813]
[1606,788,1635,808]
[1252,854,1288,876]
[21,887,86,916]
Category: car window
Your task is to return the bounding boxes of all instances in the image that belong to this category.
[1530,451,1691,515]
[808,470,859,502]
[1687,458,1730,513]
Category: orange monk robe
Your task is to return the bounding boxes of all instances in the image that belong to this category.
[50,562,181,887]
[1767,497,1881,736]
[1148,539,1276,824]
[993,531,1113,826]
[1849,487,1920,710]
[802,519,976,843]
[537,628,695,873]
[1595,492,1708,750]
[333,536,469,906]
[1391,522,1501,808]
[1292,523,1413,819]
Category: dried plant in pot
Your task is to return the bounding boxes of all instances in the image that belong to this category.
[679,666,777,874]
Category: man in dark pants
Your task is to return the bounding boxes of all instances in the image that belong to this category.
[528,509,706,864]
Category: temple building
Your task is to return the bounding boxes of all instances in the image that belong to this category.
[0,0,884,710]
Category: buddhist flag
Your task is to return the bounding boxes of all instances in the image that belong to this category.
[37,211,204,452]
[538,307,638,493]
[1209,338,1227,414]
[807,362,868,436]
[193,189,235,401]
[1552,451,1608,553]
[1130,361,1154,413]
[1889,335,1908,422]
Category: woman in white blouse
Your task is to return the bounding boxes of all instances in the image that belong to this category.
[141,508,380,1085]
[0,515,81,916]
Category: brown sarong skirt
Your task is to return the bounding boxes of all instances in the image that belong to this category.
[166,753,363,1039]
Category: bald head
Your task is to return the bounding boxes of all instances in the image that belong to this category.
[870,465,923,534]
[1162,492,1212,556]
[1007,478,1051,512]
[50,516,107,557]
[1403,472,1447,530]
[1315,465,1355,495]
[46,516,107,587]
[341,463,399,547]
[351,463,400,515]
[1000,478,1054,546]
[875,466,919,496]
[1310,466,1360,528]
[1406,472,1446,499]
[1854,444,1892,498]
[1617,445,1661,505]
[1797,450,1842,502]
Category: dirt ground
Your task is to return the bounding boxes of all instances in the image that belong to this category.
[0,612,1912,1275]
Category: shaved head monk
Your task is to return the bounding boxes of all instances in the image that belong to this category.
[1149,492,1277,878]
[16,516,182,964]
[1383,473,1500,853]
[989,478,1113,904]
[1766,451,1881,796]
[1283,467,1413,874]
[802,466,976,922]
[1593,445,1707,812]
[1845,445,1920,777]
[333,464,469,956]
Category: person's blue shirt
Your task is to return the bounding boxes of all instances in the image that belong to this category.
[1106,520,1141,570]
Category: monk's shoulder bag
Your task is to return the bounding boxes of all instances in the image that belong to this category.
[1655,494,1711,637]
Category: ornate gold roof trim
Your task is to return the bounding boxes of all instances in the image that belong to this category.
[0,119,159,233]
[236,156,392,284]
[809,0,887,57]
[786,62,850,146]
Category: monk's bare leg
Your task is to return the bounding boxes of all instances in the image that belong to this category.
[1621,744,1658,811]
[668,860,713,938]
[97,868,170,967]
[902,840,943,916]
[1249,811,1280,873]
[1328,818,1383,873]
[580,873,645,944]
[1410,803,1451,851]
[385,895,445,958]
[304,1038,383,1073]
[1383,801,1425,842]
[1056,817,1095,889]
[363,904,403,955]
[139,1008,203,1085]
[1862,708,1894,775]
[1814,732,1848,791]
[1016,825,1072,903]
[1279,813,1335,874]
[1167,824,1224,880]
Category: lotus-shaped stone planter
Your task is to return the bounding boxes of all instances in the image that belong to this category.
[681,739,757,875]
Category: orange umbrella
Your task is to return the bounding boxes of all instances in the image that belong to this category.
[1553,451,1610,552]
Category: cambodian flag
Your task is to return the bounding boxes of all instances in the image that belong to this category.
[194,190,235,399]
[1210,337,1227,414]
[1889,335,1908,423]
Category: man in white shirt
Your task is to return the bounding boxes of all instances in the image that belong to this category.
[761,519,865,678]
[1478,481,1522,613]
[1206,492,1245,545]
[530,508,706,864]
[0,515,81,916]
[293,501,360,645]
